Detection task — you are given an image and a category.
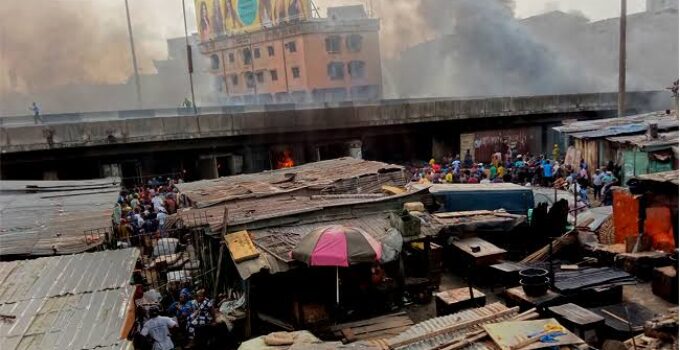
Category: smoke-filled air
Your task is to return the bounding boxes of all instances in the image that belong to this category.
[0,0,678,114]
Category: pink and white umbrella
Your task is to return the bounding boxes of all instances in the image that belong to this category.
[292,225,383,303]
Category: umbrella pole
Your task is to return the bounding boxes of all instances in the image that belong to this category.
[336,266,340,305]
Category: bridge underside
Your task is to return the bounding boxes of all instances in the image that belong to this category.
[1,91,671,182]
[1,110,607,182]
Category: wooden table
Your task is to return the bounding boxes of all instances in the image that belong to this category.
[490,261,525,288]
[505,286,562,312]
[451,237,507,267]
[435,287,486,316]
[549,303,605,344]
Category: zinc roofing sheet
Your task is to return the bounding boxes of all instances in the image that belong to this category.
[0,248,139,304]
[0,178,120,256]
[553,111,676,134]
[176,157,405,208]
[0,249,138,350]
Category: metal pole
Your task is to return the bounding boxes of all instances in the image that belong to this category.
[182,0,198,114]
[618,0,627,118]
[124,0,142,108]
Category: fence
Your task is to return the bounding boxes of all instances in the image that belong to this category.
[111,211,221,295]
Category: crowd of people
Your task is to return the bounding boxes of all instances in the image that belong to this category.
[131,283,236,350]
[112,176,185,248]
[112,176,240,349]
[408,146,621,207]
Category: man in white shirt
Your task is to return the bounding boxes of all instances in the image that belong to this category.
[152,194,164,212]
[141,307,177,350]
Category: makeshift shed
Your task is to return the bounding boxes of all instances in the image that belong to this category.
[553,111,678,174]
[0,248,139,350]
[607,131,678,184]
[0,178,121,256]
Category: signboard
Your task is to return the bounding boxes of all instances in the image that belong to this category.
[195,0,311,41]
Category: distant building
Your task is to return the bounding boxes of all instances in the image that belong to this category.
[647,0,679,13]
[196,3,382,104]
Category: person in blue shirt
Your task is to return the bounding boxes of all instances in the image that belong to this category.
[542,160,553,186]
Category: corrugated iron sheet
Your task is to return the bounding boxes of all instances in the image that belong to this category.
[0,287,134,350]
[0,249,138,350]
[634,170,679,185]
[607,131,679,150]
[0,178,120,256]
[553,111,677,134]
[386,302,515,350]
[176,188,428,234]
[176,157,406,208]
[0,248,139,304]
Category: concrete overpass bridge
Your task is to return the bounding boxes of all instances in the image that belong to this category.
[0,91,671,181]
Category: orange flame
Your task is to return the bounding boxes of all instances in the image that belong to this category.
[276,149,295,169]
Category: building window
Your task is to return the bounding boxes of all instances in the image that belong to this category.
[346,34,363,52]
[243,48,252,65]
[291,66,300,79]
[327,62,344,80]
[286,41,297,53]
[245,72,255,88]
[267,46,275,56]
[231,74,238,86]
[270,70,278,81]
[348,60,366,78]
[256,71,264,83]
[254,47,261,59]
[228,52,235,63]
[210,54,220,70]
[325,35,341,53]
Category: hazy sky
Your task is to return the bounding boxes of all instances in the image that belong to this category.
[314,0,646,19]
[143,0,647,45]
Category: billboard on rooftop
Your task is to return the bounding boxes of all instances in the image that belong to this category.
[195,0,311,41]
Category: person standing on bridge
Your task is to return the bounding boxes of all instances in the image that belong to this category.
[29,102,41,124]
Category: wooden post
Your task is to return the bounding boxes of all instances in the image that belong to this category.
[212,244,225,298]
[618,0,627,118]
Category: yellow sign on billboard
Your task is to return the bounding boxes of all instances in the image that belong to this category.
[195,0,311,41]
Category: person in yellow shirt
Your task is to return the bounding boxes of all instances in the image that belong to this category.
[444,170,453,183]
[497,164,506,178]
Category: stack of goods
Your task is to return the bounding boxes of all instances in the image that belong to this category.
[553,267,636,293]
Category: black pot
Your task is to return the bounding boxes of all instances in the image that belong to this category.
[519,268,549,284]
[520,277,549,297]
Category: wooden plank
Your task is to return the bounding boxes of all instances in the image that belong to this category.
[224,230,260,263]
[382,185,406,195]
[452,237,507,258]
[351,318,414,335]
[483,319,583,350]
[330,312,408,330]
[341,328,357,343]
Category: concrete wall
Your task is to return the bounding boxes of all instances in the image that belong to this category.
[0,91,670,153]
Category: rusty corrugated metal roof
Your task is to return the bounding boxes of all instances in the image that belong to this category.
[634,170,679,185]
[0,178,120,256]
[553,111,677,134]
[606,131,678,150]
[176,157,406,208]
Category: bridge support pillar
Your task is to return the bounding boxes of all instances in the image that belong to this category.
[198,157,218,180]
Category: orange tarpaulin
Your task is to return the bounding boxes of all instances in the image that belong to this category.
[612,188,676,252]
[613,189,639,243]
[644,206,675,252]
